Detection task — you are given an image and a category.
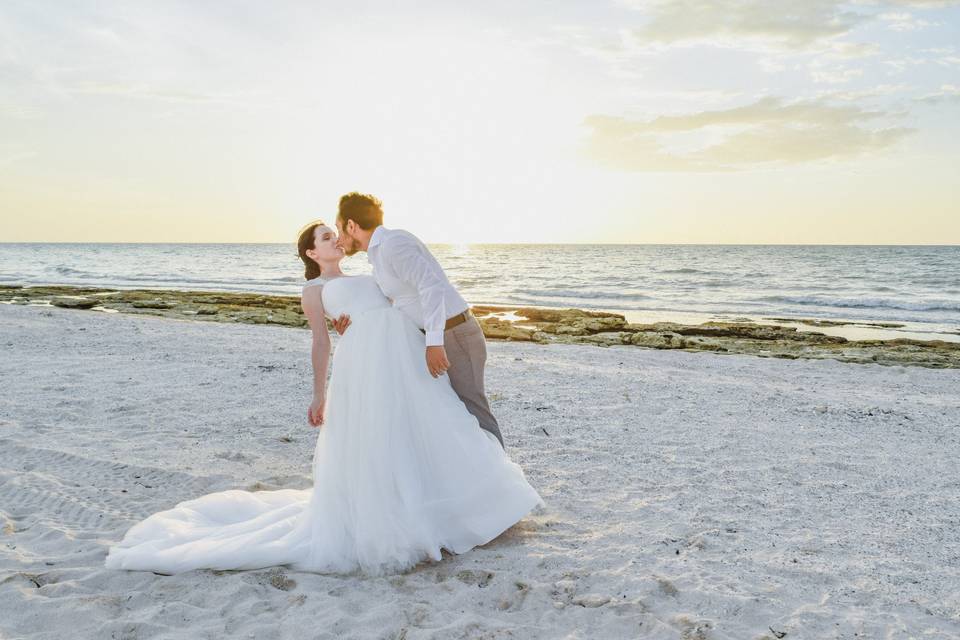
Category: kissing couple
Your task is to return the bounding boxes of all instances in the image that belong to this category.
[104,192,544,576]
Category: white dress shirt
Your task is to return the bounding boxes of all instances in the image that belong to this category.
[367,226,469,347]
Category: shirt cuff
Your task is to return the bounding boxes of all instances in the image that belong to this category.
[425,330,445,346]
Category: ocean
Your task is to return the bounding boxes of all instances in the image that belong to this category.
[1,243,957,342]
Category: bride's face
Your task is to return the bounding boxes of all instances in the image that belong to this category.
[335,219,362,256]
[307,225,344,264]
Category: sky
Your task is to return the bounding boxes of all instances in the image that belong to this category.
[1,0,958,244]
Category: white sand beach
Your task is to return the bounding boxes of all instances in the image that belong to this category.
[1,302,958,639]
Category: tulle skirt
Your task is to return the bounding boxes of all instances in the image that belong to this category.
[104,306,544,576]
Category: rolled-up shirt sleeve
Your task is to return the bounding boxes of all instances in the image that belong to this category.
[386,235,447,346]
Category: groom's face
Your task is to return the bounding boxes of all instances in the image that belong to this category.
[336,219,362,257]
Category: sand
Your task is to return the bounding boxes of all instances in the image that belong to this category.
[1,303,958,639]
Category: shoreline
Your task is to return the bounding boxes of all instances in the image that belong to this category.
[2,283,959,369]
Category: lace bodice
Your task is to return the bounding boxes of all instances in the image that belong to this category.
[303,275,391,320]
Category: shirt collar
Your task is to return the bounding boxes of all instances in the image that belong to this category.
[367,225,387,251]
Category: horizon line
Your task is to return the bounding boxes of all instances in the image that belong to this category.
[1,241,958,248]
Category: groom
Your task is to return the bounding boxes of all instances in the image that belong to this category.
[333,192,505,449]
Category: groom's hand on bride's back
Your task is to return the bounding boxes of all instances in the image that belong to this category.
[426,346,449,378]
[332,314,351,335]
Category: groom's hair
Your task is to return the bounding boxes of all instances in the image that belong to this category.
[337,192,383,230]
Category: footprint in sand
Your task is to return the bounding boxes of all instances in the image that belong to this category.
[455,569,495,588]
[244,568,297,591]
[496,581,531,611]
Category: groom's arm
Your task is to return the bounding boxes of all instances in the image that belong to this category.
[332,314,351,334]
[388,235,448,347]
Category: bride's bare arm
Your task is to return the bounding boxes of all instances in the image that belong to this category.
[301,286,332,427]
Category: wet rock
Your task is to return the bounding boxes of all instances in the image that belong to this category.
[857,338,960,351]
[515,307,625,324]
[231,309,307,327]
[576,316,627,332]
[550,324,588,336]
[470,304,517,317]
[237,311,271,325]
[541,316,627,335]
[580,332,633,347]
[263,311,308,327]
[50,296,98,309]
[634,321,847,344]
[766,317,905,329]
[131,299,176,309]
[630,332,687,349]
[479,317,542,342]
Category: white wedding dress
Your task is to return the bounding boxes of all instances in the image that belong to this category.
[104,274,544,576]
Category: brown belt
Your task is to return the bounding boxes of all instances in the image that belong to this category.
[445,310,471,330]
[420,310,472,334]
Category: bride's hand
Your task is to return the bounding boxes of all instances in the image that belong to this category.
[308,396,326,428]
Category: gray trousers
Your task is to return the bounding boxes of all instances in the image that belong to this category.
[443,315,504,449]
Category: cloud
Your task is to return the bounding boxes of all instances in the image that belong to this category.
[549,0,943,88]
[758,57,787,73]
[823,41,881,58]
[917,84,960,103]
[634,88,746,103]
[882,56,927,72]
[0,103,41,119]
[881,0,960,6]
[544,25,652,79]
[879,11,936,30]
[818,83,911,100]
[612,0,957,54]
[620,0,868,50]
[811,67,865,83]
[583,96,913,172]
[64,82,248,105]
[0,150,39,170]
[54,81,278,112]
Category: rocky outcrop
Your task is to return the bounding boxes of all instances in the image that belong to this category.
[631,321,847,344]
[478,317,545,342]
[515,307,624,323]
[3,285,957,368]
[131,299,176,309]
[478,307,628,336]
[2,285,308,327]
[49,296,99,309]
[539,316,627,336]
[765,317,905,329]
[629,332,688,349]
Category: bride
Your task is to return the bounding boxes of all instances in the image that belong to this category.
[103,221,544,576]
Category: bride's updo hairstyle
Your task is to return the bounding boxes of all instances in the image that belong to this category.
[297,221,325,281]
